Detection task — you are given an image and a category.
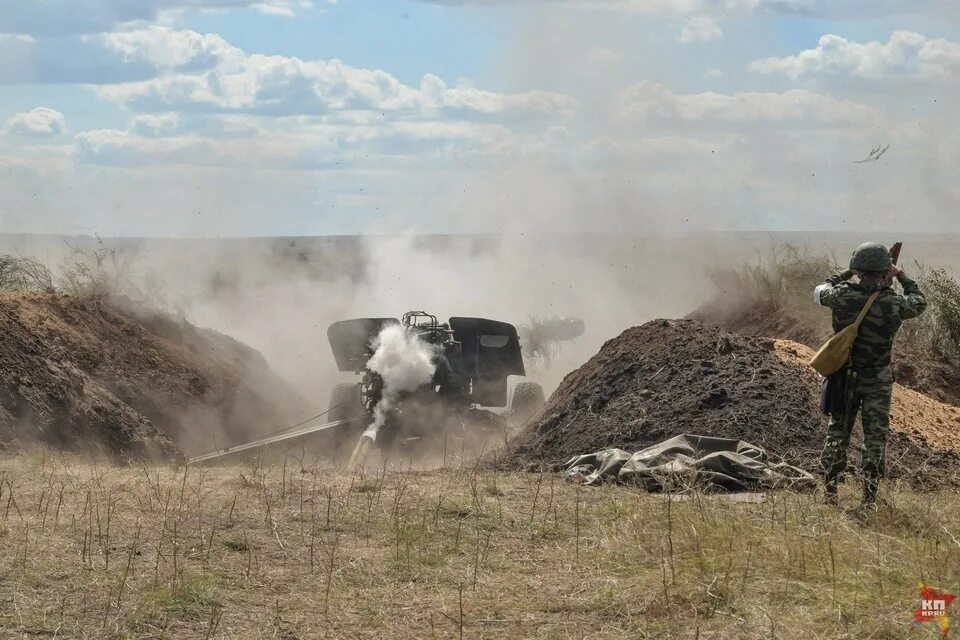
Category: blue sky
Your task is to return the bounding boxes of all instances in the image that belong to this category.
[1,0,959,237]
[185,1,511,87]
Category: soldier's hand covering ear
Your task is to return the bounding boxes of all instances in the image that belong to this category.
[881,266,901,288]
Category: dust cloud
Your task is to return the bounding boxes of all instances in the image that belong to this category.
[147,232,706,414]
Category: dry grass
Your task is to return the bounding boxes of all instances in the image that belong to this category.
[0,450,957,639]
[705,245,960,359]
[0,239,175,313]
[705,244,840,310]
[0,255,54,292]
[901,264,960,358]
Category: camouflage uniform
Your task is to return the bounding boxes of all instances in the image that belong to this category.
[814,266,926,502]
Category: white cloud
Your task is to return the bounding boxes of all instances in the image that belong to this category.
[704,67,724,78]
[97,56,422,114]
[418,74,576,119]
[3,107,67,137]
[73,117,539,169]
[619,82,879,126]
[0,32,160,84]
[98,26,242,70]
[129,112,261,138]
[253,0,312,16]
[0,25,244,84]
[130,113,183,137]
[678,16,722,43]
[75,129,222,166]
[750,31,960,79]
[0,1,313,36]
[94,32,576,121]
[75,125,354,169]
[0,33,35,44]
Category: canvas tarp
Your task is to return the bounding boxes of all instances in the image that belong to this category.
[564,434,816,491]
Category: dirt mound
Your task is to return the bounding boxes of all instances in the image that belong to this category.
[775,340,960,458]
[691,300,960,407]
[506,319,960,487]
[0,292,302,459]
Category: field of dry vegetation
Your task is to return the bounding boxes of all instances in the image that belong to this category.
[1,450,958,639]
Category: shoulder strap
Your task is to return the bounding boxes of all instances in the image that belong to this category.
[852,291,881,330]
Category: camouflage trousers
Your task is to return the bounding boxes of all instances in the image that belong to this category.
[820,366,893,481]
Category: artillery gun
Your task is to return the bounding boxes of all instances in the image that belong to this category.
[187,311,582,465]
[327,311,546,458]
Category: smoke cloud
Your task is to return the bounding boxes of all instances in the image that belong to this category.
[364,323,439,440]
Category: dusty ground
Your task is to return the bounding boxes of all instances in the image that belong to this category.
[774,340,960,458]
[0,450,958,639]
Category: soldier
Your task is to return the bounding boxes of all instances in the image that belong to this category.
[813,243,927,507]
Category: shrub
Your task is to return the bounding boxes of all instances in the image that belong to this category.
[0,237,176,313]
[704,245,960,359]
[903,264,960,357]
[0,255,54,292]
[705,244,839,308]
[57,238,138,299]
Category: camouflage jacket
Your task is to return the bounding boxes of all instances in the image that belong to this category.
[814,271,927,369]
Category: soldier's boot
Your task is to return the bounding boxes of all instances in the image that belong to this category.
[823,475,839,505]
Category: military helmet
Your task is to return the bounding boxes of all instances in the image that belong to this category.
[849,242,892,272]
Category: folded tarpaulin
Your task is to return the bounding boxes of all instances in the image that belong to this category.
[564,434,816,492]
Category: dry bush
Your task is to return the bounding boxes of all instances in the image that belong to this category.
[57,238,141,300]
[696,245,839,347]
[903,264,960,358]
[705,245,960,359]
[705,244,839,309]
[0,237,177,313]
[62,239,176,311]
[0,255,54,292]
